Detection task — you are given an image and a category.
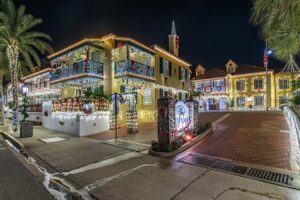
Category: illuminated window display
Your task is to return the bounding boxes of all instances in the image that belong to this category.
[143,88,152,105]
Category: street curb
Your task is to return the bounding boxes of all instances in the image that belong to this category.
[149,128,212,158]
[0,131,25,150]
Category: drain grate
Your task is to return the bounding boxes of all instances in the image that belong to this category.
[178,153,294,188]
[247,168,292,185]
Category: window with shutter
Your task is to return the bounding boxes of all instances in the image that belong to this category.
[159,57,163,74]
[185,69,188,80]
[159,88,164,98]
[169,62,172,77]
[178,67,181,80]
[120,85,125,93]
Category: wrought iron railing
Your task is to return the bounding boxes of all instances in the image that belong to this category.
[51,60,103,81]
[115,59,154,78]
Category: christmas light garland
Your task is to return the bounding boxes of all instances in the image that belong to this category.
[7,44,19,132]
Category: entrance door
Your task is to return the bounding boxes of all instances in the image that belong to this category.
[208,99,217,110]
[219,97,227,110]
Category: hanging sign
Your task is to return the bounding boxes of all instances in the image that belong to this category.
[175,101,190,132]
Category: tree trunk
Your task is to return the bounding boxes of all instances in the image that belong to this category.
[0,75,4,125]
[7,45,19,132]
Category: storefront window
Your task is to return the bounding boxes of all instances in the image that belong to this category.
[143,88,152,105]
[279,96,288,104]
[237,97,245,107]
[255,96,264,107]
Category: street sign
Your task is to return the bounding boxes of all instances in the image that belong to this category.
[112,93,120,115]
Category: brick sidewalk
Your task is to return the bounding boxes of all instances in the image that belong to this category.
[190,112,291,170]
[89,113,228,145]
[88,123,157,145]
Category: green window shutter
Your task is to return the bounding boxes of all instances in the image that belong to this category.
[178,67,181,80]
[179,92,182,100]
[159,88,164,98]
[159,58,163,74]
[120,85,125,93]
[185,69,188,80]
[169,62,172,77]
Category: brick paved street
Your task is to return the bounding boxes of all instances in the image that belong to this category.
[190,112,291,170]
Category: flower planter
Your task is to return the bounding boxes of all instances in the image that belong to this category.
[20,121,33,138]
[149,128,212,158]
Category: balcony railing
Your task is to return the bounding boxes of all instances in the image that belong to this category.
[51,60,103,81]
[115,59,154,78]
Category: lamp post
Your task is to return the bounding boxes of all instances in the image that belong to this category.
[263,46,272,111]
[22,85,29,96]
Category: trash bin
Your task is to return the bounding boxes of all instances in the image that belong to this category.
[20,122,33,138]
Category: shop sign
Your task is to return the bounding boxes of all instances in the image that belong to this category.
[175,101,190,132]
[112,93,120,114]
[185,101,194,130]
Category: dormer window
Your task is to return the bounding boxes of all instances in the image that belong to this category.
[226,60,237,73]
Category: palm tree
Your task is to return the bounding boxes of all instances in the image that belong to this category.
[0,52,8,125]
[250,0,300,72]
[0,0,53,132]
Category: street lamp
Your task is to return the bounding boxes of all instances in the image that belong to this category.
[22,85,29,95]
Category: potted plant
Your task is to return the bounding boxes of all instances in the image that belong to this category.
[20,95,33,138]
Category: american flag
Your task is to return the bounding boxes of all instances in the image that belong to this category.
[263,49,268,68]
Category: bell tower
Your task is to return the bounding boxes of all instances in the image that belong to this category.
[168,20,179,56]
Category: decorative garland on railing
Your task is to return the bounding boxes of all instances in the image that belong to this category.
[52,97,110,112]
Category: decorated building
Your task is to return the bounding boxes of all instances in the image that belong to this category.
[20,68,61,123]
[20,22,191,135]
[192,59,297,111]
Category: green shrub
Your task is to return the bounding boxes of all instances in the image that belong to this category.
[292,95,300,105]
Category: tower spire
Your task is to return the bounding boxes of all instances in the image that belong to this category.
[171,20,176,35]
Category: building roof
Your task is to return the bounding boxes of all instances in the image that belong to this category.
[151,45,191,68]
[193,68,227,80]
[229,64,267,75]
[47,34,157,59]
[193,61,271,81]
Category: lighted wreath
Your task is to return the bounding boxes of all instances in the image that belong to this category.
[43,110,48,117]
[204,86,212,93]
[216,86,222,91]
[59,119,65,126]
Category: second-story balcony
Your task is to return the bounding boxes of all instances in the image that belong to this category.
[115,59,155,81]
[50,60,103,82]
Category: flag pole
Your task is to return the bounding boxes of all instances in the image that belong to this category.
[264,44,270,111]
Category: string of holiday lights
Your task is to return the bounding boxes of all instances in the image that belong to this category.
[126,110,138,130]
[7,44,19,131]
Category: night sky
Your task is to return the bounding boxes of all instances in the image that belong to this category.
[15,0,283,73]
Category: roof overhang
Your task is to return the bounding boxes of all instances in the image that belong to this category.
[48,34,157,60]
[47,38,105,59]
[50,73,103,84]
[21,68,52,81]
[152,45,191,69]
[115,36,156,54]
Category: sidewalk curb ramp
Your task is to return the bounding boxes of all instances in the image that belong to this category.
[0,131,25,150]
